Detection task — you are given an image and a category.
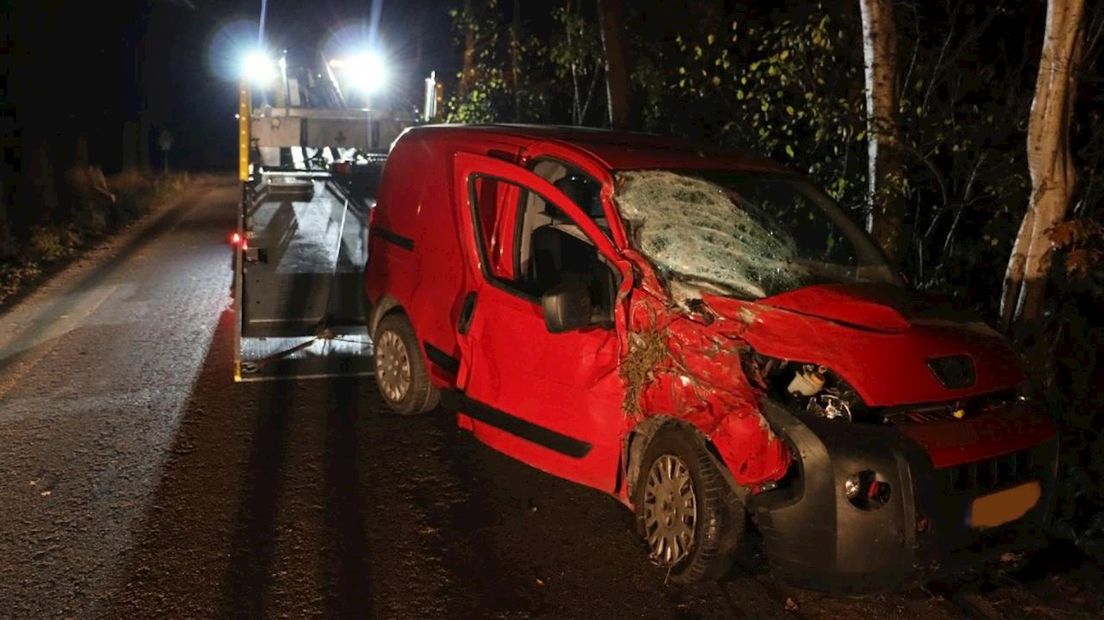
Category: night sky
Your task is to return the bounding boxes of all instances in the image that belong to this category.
[150,0,458,168]
[3,0,460,171]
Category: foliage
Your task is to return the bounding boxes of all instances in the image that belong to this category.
[548,2,606,125]
[28,226,81,262]
[438,0,1102,315]
[1050,218,1104,282]
[0,172,188,309]
[635,5,867,208]
[445,0,550,123]
[628,1,1057,316]
[892,1,1038,302]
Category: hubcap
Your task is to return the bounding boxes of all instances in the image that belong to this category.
[642,454,697,566]
[375,330,412,403]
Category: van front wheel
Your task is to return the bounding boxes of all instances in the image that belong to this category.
[374,314,439,415]
[634,427,744,583]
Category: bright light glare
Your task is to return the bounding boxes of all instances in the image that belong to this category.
[330,53,388,95]
[242,51,277,85]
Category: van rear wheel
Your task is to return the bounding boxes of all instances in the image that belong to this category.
[634,427,744,583]
[374,313,439,415]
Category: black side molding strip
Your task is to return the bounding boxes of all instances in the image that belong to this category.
[424,343,460,374]
[373,226,414,251]
[446,391,592,459]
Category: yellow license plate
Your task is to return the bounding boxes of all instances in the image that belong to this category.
[969,481,1041,528]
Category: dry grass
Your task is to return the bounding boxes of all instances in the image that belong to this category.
[620,328,669,414]
[0,170,189,308]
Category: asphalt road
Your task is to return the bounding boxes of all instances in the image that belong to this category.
[0,176,1097,619]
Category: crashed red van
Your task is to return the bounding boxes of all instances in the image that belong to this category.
[363,125,1058,591]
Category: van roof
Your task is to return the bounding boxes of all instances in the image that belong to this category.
[403,124,791,174]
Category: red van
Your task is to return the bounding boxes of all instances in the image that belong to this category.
[364,125,1058,591]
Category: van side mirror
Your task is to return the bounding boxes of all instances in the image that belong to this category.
[541,280,593,333]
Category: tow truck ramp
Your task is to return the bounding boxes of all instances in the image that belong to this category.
[233,160,385,382]
[232,63,420,381]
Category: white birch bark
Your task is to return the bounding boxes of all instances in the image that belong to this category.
[1000,0,1086,334]
[860,0,906,264]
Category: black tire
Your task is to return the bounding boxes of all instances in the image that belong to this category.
[634,426,745,583]
[373,313,440,415]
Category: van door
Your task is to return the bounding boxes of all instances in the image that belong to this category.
[450,152,627,493]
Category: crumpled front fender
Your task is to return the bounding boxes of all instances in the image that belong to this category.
[618,257,791,489]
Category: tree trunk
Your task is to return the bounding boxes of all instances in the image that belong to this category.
[459,0,476,98]
[565,0,582,124]
[1000,0,1086,336]
[859,0,906,264]
[598,0,632,130]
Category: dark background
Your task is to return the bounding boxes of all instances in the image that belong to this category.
[0,0,459,173]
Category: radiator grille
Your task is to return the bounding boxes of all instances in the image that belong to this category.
[942,448,1035,493]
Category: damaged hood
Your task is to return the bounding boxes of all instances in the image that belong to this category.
[701,285,1023,407]
[757,283,912,332]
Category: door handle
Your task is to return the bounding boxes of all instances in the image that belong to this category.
[458,292,477,335]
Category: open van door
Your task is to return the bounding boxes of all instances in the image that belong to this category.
[449,152,630,493]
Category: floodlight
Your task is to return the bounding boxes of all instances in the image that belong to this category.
[242,51,277,85]
[330,52,388,95]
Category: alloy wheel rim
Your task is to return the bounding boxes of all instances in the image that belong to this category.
[642,454,697,566]
[375,330,412,402]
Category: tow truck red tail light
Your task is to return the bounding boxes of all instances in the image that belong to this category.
[230,231,249,250]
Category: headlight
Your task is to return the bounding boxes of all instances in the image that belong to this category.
[807,392,853,421]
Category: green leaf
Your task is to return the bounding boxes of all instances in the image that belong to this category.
[785,145,795,158]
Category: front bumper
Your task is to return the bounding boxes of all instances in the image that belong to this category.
[750,401,1059,593]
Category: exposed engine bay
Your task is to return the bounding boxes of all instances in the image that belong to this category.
[743,351,871,424]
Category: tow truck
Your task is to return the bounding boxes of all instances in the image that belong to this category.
[230,51,435,381]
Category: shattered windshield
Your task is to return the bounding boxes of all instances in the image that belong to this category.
[614,170,900,299]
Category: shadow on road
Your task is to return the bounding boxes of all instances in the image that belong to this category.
[217,369,295,618]
[321,377,372,618]
[108,309,379,617]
